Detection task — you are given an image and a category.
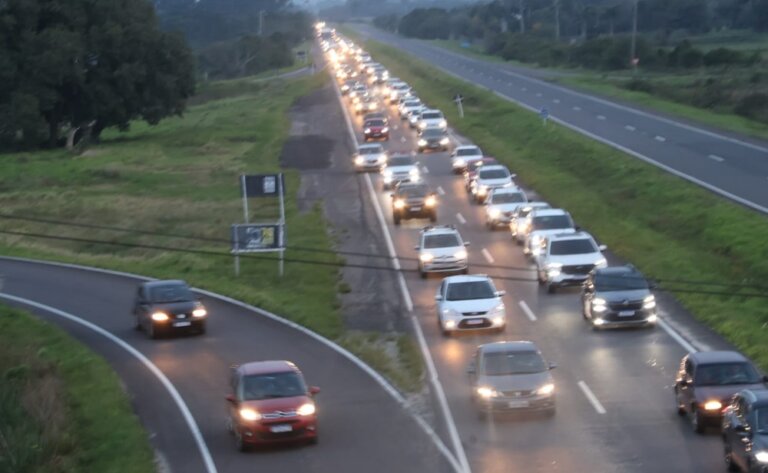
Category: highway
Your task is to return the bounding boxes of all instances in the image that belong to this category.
[349,24,768,214]
[0,258,454,473]
[326,39,743,472]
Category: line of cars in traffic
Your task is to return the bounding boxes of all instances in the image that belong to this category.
[326,29,768,461]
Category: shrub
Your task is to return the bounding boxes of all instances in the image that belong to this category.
[734,93,768,122]
[703,47,744,67]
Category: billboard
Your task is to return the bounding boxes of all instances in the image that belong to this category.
[231,224,283,253]
[242,174,284,198]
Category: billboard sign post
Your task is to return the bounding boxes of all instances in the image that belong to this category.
[235,173,286,277]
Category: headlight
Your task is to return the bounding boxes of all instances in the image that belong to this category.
[355,104,363,110]
[354,156,364,165]
[439,119,447,128]
[419,253,434,263]
[592,297,607,313]
[192,308,207,318]
[703,400,722,411]
[368,103,377,110]
[476,386,499,399]
[364,128,371,134]
[425,196,437,207]
[492,303,505,313]
[489,208,501,218]
[491,316,505,327]
[595,258,608,268]
[477,185,488,195]
[531,235,543,246]
[444,320,457,329]
[454,158,465,167]
[440,137,450,145]
[418,139,427,146]
[390,92,397,99]
[382,169,392,177]
[393,199,405,209]
[593,317,606,326]
[239,408,261,421]
[755,451,768,463]
[643,294,656,309]
[151,312,169,321]
[381,127,389,133]
[409,168,420,177]
[536,383,555,396]
[297,403,316,416]
[454,249,467,260]
[647,314,658,323]
[418,122,427,129]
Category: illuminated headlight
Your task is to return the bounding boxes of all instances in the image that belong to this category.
[593,318,606,326]
[592,297,608,313]
[382,169,392,178]
[382,72,389,79]
[646,314,658,323]
[454,158,465,167]
[409,168,420,178]
[476,386,499,399]
[444,320,457,329]
[488,208,501,219]
[643,295,656,309]
[390,92,398,100]
[439,119,447,128]
[418,139,427,146]
[151,312,169,321]
[440,137,450,145]
[355,103,363,111]
[341,85,350,91]
[393,199,406,209]
[418,122,427,129]
[425,196,437,207]
[239,408,261,421]
[531,235,543,247]
[454,249,467,260]
[383,175,393,183]
[491,316,505,327]
[381,127,389,133]
[297,403,316,416]
[703,400,722,411]
[755,451,768,463]
[354,156,364,165]
[364,128,371,134]
[536,383,555,396]
[192,308,207,318]
[594,258,608,268]
[368,103,377,110]
[546,263,562,277]
[420,253,434,263]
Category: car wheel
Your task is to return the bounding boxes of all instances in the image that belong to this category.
[724,444,739,472]
[393,214,401,225]
[419,265,427,279]
[675,389,686,416]
[234,430,250,452]
[197,322,207,335]
[134,315,142,331]
[307,436,319,446]
[690,406,705,434]
[429,212,437,223]
[546,283,556,294]
[537,270,546,285]
[148,323,160,340]
[545,406,556,417]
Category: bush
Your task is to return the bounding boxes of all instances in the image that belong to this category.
[703,47,744,67]
[625,79,655,93]
[734,93,768,122]
[373,14,399,33]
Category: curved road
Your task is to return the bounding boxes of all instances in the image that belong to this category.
[350,24,768,214]
[0,258,454,473]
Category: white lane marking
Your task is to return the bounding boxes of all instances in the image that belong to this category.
[437,186,446,195]
[625,125,636,131]
[578,380,607,414]
[0,293,219,473]
[553,99,560,104]
[655,135,666,142]
[708,154,725,162]
[522,87,527,92]
[331,74,469,473]
[400,136,407,143]
[573,106,581,111]
[456,213,467,224]
[536,92,543,97]
[481,248,495,264]
[393,125,399,130]
[422,166,430,174]
[597,115,606,120]
[518,300,537,321]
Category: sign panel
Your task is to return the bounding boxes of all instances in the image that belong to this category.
[231,224,283,252]
[242,174,284,198]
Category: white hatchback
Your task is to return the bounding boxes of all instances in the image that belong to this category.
[435,275,506,335]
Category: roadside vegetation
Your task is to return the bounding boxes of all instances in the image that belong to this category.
[357,37,768,370]
[0,305,155,473]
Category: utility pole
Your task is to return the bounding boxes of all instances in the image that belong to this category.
[518,0,526,34]
[553,0,561,42]
[258,10,265,36]
[630,0,638,73]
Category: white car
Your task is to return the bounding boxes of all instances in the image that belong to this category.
[485,188,528,229]
[435,275,506,336]
[535,231,607,293]
[450,145,484,174]
[353,143,387,172]
[509,202,551,243]
[348,83,368,99]
[389,83,412,104]
[415,225,469,279]
[523,208,577,257]
[399,99,423,120]
[417,109,447,131]
[381,153,420,190]
[470,165,516,203]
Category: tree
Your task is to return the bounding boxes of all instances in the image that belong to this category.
[0,0,195,149]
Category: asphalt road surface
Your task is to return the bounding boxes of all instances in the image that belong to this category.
[350,24,768,215]
[327,47,744,472]
[0,259,453,473]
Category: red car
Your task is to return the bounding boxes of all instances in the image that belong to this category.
[226,360,320,450]
[463,157,498,191]
[363,118,389,141]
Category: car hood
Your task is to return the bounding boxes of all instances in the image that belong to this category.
[694,383,767,403]
[478,371,552,392]
[530,228,576,238]
[442,298,501,313]
[477,178,512,187]
[423,246,463,257]
[150,301,197,315]
[454,155,483,163]
[488,202,526,213]
[547,252,604,265]
[240,395,313,414]
[596,289,650,303]
[385,165,417,173]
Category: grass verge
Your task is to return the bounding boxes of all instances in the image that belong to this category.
[358,38,768,369]
[0,73,422,392]
[0,305,155,473]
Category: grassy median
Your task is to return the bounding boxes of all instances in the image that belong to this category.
[0,305,155,473]
[357,38,768,368]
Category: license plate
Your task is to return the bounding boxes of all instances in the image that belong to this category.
[173,321,192,327]
[618,310,635,317]
[270,424,293,433]
[508,400,529,408]
[466,319,484,325]
[410,206,421,211]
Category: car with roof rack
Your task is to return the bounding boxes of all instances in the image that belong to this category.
[535,231,607,293]
[415,225,469,279]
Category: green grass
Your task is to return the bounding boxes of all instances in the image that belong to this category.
[358,38,768,369]
[0,73,423,393]
[0,305,155,473]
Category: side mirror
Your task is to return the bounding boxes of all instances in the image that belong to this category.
[574,225,582,231]
[464,242,471,247]
[435,294,443,301]
[495,290,506,297]
[762,375,768,383]
[510,173,517,179]
[598,244,608,251]
[309,386,321,395]
[225,394,237,404]
[648,280,658,289]
[467,363,476,375]
[548,363,557,370]
[414,245,420,250]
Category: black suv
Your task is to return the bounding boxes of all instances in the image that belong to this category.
[391,181,437,225]
[581,265,657,329]
[722,389,768,472]
[133,279,208,338]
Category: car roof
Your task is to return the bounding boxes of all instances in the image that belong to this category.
[389,153,414,160]
[238,360,300,376]
[443,274,492,284]
[491,187,523,194]
[547,231,593,242]
[532,208,569,217]
[480,341,540,354]
[396,182,429,191]
[142,279,187,288]
[594,265,641,277]
[691,351,751,365]
[358,143,383,150]
[455,145,480,151]
[479,165,508,172]
[421,109,442,114]
[421,225,460,236]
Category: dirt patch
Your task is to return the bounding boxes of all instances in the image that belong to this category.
[280,135,334,169]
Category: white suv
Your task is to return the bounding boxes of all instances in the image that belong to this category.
[417,109,447,131]
[523,208,576,256]
[535,231,607,293]
[470,165,516,203]
[435,275,506,336]
[485,188,528,229]
[450,145,483,174]
[415,225,469,279]
[381,153,420,190]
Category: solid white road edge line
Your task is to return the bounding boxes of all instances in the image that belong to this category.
[708,154,725,162]
[437,186,446,195]
[518,300,537,322]
[456,213,467,224]
[0,292,219,473]
[330,70,471,473]
[481,248,495,264]
[577,380,607,415]
[625,125,636,131]
[655,135,666,142]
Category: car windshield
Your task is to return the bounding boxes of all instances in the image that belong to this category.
[423,234,460,249]
[389,157,414,167]
[483,351,547,376]
[422,129,445,137]
[365,119,385,127]
[549,239,597,255]
[359,146,382,155]
[532,215,572,230]
[594,273,649,291]
[479,169,509,179]
[405,101,420,107]
[457,147,481,156]
[695,362,762,386]
[149,284,193,303]
[400,186,429,197]
[446,281,495,301]
[422,112,442,119]
[492,192,525,204]
[240,372,307,400]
